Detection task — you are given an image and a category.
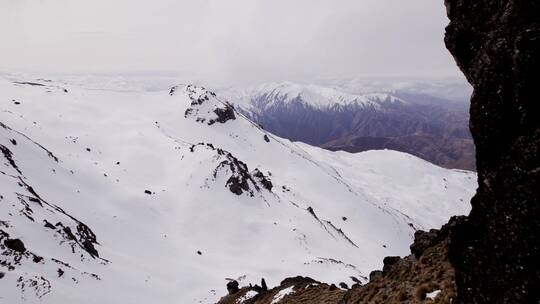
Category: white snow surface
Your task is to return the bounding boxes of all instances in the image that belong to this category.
[0,76,476,303]
[236,290,258,303]
[270,286,295,304]
[426,289,442,300]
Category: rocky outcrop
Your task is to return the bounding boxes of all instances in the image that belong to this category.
[217,276,346,304]
[444,1,540,302]
[340,219,461,303]
[182,85,237,125]
[216,221,460,303]
[3,238,26,253]
[226,280,240,295]
[188,143,273,197]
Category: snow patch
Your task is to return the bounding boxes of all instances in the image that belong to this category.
[236,290,258,303]
[426,289,441,300]
[271,286,295,304]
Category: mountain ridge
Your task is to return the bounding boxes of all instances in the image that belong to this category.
[221,82,475,170]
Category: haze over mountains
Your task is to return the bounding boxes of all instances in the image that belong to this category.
[221,79,475,171]
[0,75,476,303]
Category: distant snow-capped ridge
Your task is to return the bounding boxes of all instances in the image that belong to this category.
[0,76,475,303]
[217,81,475,171]
[221,81,405,110]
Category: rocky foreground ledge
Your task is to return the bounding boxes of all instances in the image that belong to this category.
[217,218,462,304]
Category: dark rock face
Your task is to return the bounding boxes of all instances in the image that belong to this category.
[252,169,273,191]
[368,270,383,282]
[382,256,400,275]
[4,238,26,253]
[410,229,441,259]
[444,1,540,302]
[226,280,239,295]
[189,143,273,197]
[213,105,236,124]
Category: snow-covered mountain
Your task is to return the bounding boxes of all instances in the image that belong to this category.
[223,82,404,111]
[0,76,476,303]
[220,82,475,170]
[315,77,472,103]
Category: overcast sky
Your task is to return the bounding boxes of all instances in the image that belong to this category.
[0,0,460,85]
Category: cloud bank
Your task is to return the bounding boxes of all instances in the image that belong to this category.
[0,0,460,85]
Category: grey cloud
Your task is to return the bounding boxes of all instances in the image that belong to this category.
[0,0,460,85]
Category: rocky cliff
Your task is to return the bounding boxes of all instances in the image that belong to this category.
[444,0,540,302]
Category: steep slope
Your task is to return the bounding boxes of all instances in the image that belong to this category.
[0,76,476,303]
[221,82,475,170]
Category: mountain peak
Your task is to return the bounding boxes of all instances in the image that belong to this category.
[177,84,237,125]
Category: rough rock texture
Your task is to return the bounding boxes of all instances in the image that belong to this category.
[340,219,461,304]
[217,277,346,304]
[188,143,273,197]
[444,1,540,302]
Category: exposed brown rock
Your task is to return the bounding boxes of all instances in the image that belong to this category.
[217,276,345,304]
[216,222,458,303]
[382,256,401,275]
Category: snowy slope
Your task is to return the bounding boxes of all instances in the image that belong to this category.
[0,76,476,303]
